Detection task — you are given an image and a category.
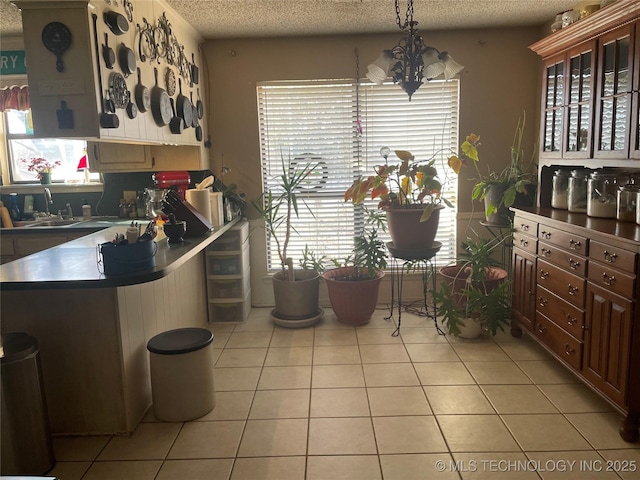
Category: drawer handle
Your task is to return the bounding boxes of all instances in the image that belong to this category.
[541,230,551,239]
[539,297,548,307]
[568,284,579,296]
[521,224,529,232]
[601,272,616,286]
[603,250,617,263]
[569,239,581,250]
[540,247,551,257]
[537,324,546,334]
[568,259,580,270]
[540,270,549,280]
[520,239,529,247]
[564,344,576,356]
[566,314,577,326]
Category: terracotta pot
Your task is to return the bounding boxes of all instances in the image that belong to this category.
[322,267,384,325]
[439,265,508,308]
[272,269,320,320]
[385,205,441,250]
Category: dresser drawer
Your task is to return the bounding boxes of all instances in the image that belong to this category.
[538,224,587,255]
[513,232,537,254]
[535,312,583,370]
[537,259,586,308]
[514,217,538,237]
[588,261,636,299]
[588,240,636,275]
[536,285,585,340]
[539,241,587,276]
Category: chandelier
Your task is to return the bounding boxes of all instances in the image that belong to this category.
[366,0,464,100]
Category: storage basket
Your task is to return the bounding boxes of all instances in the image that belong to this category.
[98,240,157,275]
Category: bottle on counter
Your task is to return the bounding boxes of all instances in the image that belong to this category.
[9,193,20,221]
[118,199,128,218]
[82,198,92,219]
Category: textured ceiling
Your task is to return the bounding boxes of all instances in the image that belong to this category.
[1,0,580,39]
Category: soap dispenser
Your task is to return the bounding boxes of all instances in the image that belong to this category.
[9,193,20,221]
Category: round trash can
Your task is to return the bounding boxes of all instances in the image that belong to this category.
[147,328,215,422]
[1,333,55,475]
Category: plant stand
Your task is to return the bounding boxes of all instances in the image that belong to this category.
[385,241,444,337]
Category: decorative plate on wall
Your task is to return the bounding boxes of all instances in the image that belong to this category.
[165,68,176,96]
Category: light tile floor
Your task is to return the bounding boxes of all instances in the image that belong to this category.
[49,307,640,480]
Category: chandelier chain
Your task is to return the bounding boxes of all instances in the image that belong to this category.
[395,0,413,30]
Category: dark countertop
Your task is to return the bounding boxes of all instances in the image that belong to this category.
[0,217,241,290]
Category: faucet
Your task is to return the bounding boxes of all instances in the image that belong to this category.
[43,188,53,216]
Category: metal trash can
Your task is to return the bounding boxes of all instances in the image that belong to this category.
[1,333,55,475]
[147,328,215,422]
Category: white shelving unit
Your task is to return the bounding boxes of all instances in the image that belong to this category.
[205,219,251,322]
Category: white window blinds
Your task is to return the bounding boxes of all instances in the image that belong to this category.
[257,79,459,271]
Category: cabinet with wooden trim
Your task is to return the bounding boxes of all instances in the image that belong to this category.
[512,209,640,443]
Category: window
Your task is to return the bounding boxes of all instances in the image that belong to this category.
[257,79,459,271]
[4,109,98,184]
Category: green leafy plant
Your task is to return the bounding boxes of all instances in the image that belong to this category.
[449,112,537,218]
[433,236,511,336]
[251,154,319,276]
[344,148,456,222]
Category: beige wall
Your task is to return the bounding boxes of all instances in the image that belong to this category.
[202,27,543,218]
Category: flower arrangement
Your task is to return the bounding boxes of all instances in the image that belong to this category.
[21,157,61,180]
[344,147,456,222]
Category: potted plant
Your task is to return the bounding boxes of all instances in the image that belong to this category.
[450,113,537,225]
[21,156,61,184]
[344,147,456,250]
[433,236,510,338]
[252,155,323,326]
[321,209,388,325]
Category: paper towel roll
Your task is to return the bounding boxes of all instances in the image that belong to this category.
[186,189,212,224]
[210,192,224,226]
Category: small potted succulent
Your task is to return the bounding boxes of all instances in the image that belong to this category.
[449,113,537,225]
[21,156,61,184]
[344,147,456,250]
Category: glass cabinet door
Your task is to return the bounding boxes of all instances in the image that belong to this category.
[631,23,640,160]
[565,42,595,158]
[541,56,564,158]
[595,25,633,159]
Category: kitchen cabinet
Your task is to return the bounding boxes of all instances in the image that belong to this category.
[205,220,251,322]
[510,221,538,333]
[15,0,208,154]
[530,0,640,169]
[0,230,87,264]
[87,141,207,172]
[511,208,640,442]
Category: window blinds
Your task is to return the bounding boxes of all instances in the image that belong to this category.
[257,79,459,271]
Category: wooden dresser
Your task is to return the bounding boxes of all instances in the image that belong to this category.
[511,208,640,442]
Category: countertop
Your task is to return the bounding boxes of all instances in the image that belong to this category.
[0,216,241,290]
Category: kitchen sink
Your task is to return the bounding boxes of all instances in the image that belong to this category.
[21,219,87,228]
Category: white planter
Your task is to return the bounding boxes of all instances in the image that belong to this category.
[458,317,482,339]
